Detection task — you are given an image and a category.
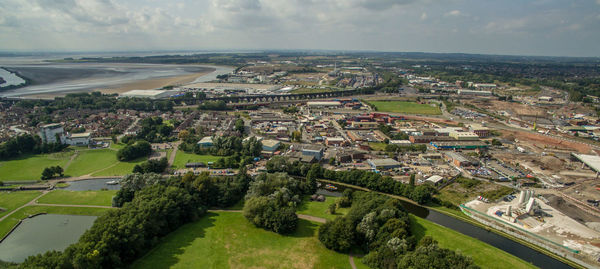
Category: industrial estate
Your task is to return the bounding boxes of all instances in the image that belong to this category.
[0,51,599,269]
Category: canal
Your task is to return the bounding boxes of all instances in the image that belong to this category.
[61,178,121,191]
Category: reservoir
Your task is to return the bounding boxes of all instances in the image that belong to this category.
[0,214,97,263]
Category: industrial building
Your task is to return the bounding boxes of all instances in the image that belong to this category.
[444,151,478,167]
[120,89,179,99]
[301,145,324,160]
[457,89,492,96]
[367,158,401,170]
[262,139,281,152]
[449,131,480,141]
[430,141,488,150]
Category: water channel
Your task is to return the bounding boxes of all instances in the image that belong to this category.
[60,178,122,191]
[0,214,97,263]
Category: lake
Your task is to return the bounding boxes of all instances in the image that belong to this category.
[0,214,97,263]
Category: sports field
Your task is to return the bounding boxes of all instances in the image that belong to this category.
[171,151,222,169]
[369,101,441,115]
[130,212,355,269]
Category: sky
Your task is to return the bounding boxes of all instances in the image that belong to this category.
[0,0,599,57]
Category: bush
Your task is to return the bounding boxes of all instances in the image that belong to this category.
[117,140,151,161]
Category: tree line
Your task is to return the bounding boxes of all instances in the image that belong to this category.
[16,92,174,112]
[266,156,436,204]
[0,134,67,161]
[116,140,152,161]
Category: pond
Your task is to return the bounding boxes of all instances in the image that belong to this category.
[61,178,121,191]
[0,214,97,263]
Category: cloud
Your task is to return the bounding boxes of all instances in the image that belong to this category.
[445,10,461,17]
[420,12,428,20]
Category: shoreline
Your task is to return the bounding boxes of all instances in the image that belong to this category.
[21,69,215,100]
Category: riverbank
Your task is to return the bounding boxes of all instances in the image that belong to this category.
[23,69,214,99]
[317,179,583,269]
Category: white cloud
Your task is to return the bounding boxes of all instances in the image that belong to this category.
[445,10,461,17]
[421,12,428,20]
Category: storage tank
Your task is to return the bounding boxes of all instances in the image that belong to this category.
[518,190,526,204]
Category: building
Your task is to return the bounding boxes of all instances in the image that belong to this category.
[350,121,379,129]
[302,145,324,160]
[65,133,91,146]
[262,139,281,152]
[325,137,346,146]
[409,135,455,144]
[473,83,497,89]
[430,141,488,150]
[306,101,341,108]
[390,140,412,145]
[469,124,491,138]
[444,151,477,167]
[457,89,492,96]
[197,136,213,148]
[538,96,554,102]
[39,123,65,144]
[449,131,480,141]
[368,158,401,170]
[120,89,179,99]
[425,175,444,185]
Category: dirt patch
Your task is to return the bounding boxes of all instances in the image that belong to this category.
[544,194,600,224]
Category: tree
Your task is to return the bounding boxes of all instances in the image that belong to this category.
[41,167,54,180]
[409,174,415,186]
[318,218,355,252]
[329,203,337,214]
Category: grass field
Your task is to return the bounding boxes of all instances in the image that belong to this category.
[296,195,349,221]
[368,101,441,115]
[0,151,74,181]
[368,142,387,151]
[172,151,222,169]
[38,190,117,206]
[64,149,119,177]
[410,215,535,269]
[130,212,353,269]
[90,157,146,177]
[0,205,112,238]
[0,191,40,218]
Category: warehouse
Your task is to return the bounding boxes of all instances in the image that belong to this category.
[368,158,401,170]
[120,89,179,99]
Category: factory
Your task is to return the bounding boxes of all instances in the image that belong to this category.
[120,89,180,99]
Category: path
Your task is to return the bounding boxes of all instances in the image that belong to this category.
[62,150,80,170]
[34,203,115,209]
[168,141,181,166]
[0,191,48,222]
[349,254,357,269]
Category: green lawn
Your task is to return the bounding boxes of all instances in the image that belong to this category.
[368,142,387,151]
[172,151,222,169]
[64,149,119,177]
[410,215,536,269]
[130,212,352,269]
[37,190,117,206]
[297,195,349,221]
[0,205,112,238]
[0,191,41,218]
[0,151,74,181]
[90,157,146,177]
[369,101,441,115]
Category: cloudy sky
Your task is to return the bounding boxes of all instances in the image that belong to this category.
[1,0,599,57]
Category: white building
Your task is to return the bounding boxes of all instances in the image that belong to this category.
[39,123,65,144]
[306,101,341,108]
[457,89,492,96]
[120,89,179,99]
[65,133,91,146]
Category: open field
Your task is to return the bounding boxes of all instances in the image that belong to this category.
[171,151,222,169]
[89,157,146,176]
[297,195,349,221]
[38,190,117,206]
[64,149,119,177]
[130,212,355,269]
[368,101,442,115]
[0,205,112,238]
[410,215,536,269]
[0,191,41,218]
[368,142,387,151]
[0,151,74,181]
